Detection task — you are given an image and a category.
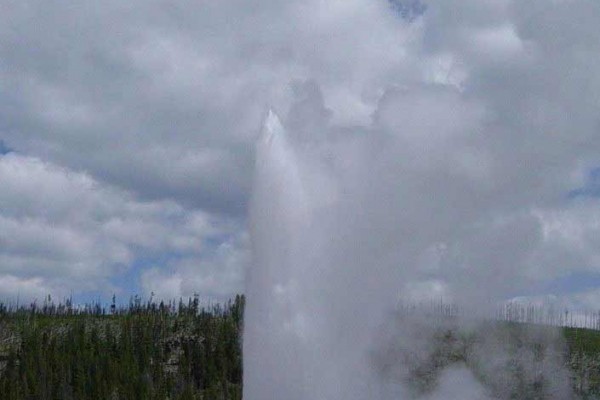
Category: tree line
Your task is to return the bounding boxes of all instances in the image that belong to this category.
[0,294,245,400]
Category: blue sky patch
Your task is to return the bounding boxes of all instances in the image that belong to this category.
[0,140,12,155]
[525,271,600,297]
[389,0,427,22]
[569,167,600,198]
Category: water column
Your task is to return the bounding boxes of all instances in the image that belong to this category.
[243,111,311,400]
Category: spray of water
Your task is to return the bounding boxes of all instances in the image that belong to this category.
[244,108,574,399]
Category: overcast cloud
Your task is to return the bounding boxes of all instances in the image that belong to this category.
[1,0,600,306]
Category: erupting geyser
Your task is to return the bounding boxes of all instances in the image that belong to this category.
[243,110,313,400]
[244,110,389,400]
[244,108,573,399]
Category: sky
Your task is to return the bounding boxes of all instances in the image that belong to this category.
[1,0,600,307]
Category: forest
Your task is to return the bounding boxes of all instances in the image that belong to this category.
[0,295,244,400]
[1,295,600,399]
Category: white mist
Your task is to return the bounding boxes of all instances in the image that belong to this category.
[244,107,574,399]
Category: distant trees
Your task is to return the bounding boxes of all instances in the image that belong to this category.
[0,295,245,400]
[4,294,600,398]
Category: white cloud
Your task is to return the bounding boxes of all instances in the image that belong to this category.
[140,268,183,301]
[140,232,249,301]
[0,152,246,300]
[0,275,57,302]
[0,0,599,307]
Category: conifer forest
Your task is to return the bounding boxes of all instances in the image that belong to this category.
[0,295,244,400]
[2,295,600,399]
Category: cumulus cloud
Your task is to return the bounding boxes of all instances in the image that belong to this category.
[140,232,249,301]
[0,152,245,300]
[0,0,600,305]
[0,275,55,302]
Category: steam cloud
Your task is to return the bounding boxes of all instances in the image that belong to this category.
[244,1,600,398]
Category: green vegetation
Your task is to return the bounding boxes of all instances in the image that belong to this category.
[375,315,600,399]
[565,326,600,397]
[1,296,600,399]
[0,295,244,400]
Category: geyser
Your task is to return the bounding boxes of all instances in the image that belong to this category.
[244,107,574,399]
[244,110,389,400]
